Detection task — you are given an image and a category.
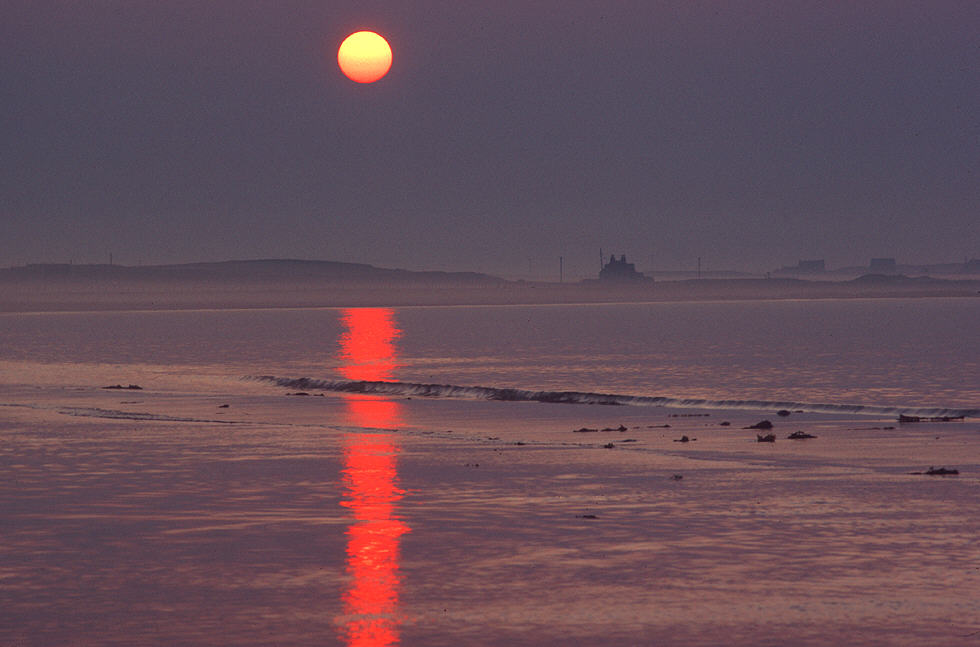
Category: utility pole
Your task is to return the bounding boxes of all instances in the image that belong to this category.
[559,256,564,283]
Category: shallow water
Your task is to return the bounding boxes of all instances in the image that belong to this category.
[2,298,978,409]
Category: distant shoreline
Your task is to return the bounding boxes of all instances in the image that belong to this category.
[2,278,977,313]
[1,260,977,313]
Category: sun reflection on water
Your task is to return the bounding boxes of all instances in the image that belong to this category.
[340,433,409,646]
[338,308,401,383]
[337,308,409,646]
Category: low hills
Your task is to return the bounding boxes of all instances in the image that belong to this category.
[0,258,505,285]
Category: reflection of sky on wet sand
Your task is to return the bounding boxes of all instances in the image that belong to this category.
[2,394,978,645]
[336,308,408,646]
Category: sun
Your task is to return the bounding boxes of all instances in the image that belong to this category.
[338,31,392,84]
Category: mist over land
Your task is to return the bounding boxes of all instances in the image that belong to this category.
[2,258,977,313]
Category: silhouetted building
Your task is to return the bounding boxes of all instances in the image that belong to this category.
[599,254,648,281]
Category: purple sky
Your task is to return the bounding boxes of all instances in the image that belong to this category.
[2,1,977,278]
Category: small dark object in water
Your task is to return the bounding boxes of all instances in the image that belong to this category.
[602,442,615,449]
[757,433,776,443]
[573,427,599,433]
[647,424,671,428]
[577,514,598,519]
[671,474,683,480]
[218,404,230,408]
[514,442,526,446]
[287,392,310,396]
[777,409,791,417]
[913,466,959,476]
[719,421,731,427]
[103,384,142,390]
[787,431,816,439]
[620,439,638,443]
[601,425,628,432]
[673,435,696,443]
[745,420,773,430]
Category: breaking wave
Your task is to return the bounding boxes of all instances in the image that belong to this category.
[252,376,979,419]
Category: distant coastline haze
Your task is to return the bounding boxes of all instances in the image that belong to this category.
[2,2,977,277]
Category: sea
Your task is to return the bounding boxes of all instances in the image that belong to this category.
[2,298,978,414]
[2,297,978,646]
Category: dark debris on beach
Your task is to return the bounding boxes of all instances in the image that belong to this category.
[911,466,960,475]
[787,431,817,439]
[573,424,629,433]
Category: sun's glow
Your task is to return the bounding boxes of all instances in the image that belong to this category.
[338,31,393,83]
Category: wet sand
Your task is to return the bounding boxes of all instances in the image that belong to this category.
[2,385,978,646]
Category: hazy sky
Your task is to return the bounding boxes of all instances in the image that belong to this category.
[2,1,977,278]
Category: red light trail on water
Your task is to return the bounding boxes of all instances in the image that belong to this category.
[337,308,409,646]
[338,307,401,383]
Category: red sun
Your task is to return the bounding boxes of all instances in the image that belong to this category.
[338,31,393,83]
